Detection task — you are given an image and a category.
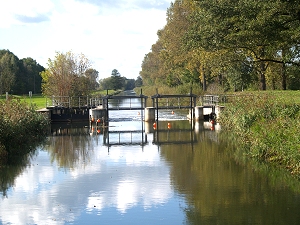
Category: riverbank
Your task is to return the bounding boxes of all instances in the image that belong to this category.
[218,91,300,178]
[0,99,49,165]
[0,90,122,110]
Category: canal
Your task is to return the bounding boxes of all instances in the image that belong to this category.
[1,93,300,224]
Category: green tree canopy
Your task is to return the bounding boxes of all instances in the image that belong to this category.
[0,50,18,94]
[110,69,124,90]
[15,57,44,94]
[140,0,300,91]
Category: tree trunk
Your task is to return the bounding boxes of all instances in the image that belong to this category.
[260,73,266,90]
[281,49,287,90]
[258,47,266,90]
[281,62,287,90]
[200,64,206,91]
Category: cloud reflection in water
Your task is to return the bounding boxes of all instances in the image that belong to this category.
[0,139,173,224]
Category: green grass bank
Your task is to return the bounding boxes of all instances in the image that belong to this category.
[5,90,120,110]
[219,91,300,178]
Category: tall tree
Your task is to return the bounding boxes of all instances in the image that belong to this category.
[140,37,165,86]
[0,50,18,94]
[41,51,93,97]
[110,69,123,90]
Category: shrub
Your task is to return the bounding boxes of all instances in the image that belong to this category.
[0,99,49,164]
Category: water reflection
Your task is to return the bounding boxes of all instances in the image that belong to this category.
[160,128,300,225]
[0,145,41,197]
[2,114,300,224]
[49,123,93,168]
[0,120,187,225]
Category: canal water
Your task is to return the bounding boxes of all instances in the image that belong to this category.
[1,92,300,225]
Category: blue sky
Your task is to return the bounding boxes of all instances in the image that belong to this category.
[0,0,171,79]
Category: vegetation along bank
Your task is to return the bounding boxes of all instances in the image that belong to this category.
[219,92,300,178]
[0,99,49,165]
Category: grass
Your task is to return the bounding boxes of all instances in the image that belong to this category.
[1,90,122,109]
[0,94,48,109]
[226,90,300,102]
[219,91,300,178]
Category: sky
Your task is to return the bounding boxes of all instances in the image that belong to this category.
[0,0,171,80]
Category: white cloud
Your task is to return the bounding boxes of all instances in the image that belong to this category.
[0,0,170,79]
[0,0,54,27]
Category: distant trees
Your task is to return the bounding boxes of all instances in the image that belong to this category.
[99,69,139,91]
[0,49,44,95]
[110,69,124,90]
[135,76,143,87]
[140,0,300,91]
[41,51,98,97]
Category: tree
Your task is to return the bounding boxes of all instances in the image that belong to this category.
[41,51,93,97]
[140,38,165,86]
[110,69,123,90]
[135,76,143,87]
[140,0,300,91]
[188,0,300,90]
[0,50,18,94]
[124,79,135,90]
[99,77,112,90]
[13,57,44,94]
[85,68,99,90]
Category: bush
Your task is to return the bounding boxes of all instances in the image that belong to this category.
[0,99,49,164]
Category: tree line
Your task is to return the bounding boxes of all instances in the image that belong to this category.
[99,69,142,91]
[140,0,300,91]
[0,49,142,97]
[0,49,44,95]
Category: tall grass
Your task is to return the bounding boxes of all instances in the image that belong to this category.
[219,93,300,178]
[0,99,49,165]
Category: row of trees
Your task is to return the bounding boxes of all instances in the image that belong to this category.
[0,49,142,97]
[140,0,300,91]
[0,50,44,95]
[99,69,142,91]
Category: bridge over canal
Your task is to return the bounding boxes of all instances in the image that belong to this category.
[40,90,225,123]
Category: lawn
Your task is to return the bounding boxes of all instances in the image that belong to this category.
[0,90,120,109]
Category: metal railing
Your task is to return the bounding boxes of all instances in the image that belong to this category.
[47,96,103,108]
